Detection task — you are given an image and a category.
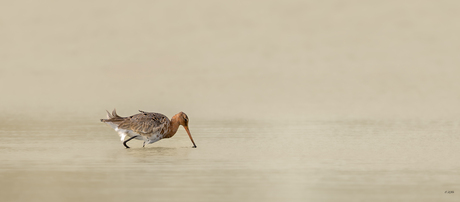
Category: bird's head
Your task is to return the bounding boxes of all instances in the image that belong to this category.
[173,112,196,148]
[173,111,189,126]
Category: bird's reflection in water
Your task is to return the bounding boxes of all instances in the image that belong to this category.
[127,147,179,157]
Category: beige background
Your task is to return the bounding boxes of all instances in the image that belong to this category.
[2,0,460,120]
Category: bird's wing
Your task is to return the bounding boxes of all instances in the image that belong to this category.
[118,112,170,134]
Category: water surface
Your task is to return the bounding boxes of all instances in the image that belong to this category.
[1,117,459,202]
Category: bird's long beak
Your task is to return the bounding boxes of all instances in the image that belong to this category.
[184,126,197,148]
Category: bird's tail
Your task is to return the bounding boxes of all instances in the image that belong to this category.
[100,109,125,123]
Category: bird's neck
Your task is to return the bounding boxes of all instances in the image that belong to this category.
[164,118,180,138]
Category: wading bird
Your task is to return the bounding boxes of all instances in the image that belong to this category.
[101,109,197,148]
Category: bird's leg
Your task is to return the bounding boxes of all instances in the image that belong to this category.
[143,141,146,148]
[123,136,139,149]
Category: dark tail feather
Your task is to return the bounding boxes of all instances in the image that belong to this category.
[112,108,121,118]
[101,109,124,122]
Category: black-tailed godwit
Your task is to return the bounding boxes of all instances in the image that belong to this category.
[101,109,197,148]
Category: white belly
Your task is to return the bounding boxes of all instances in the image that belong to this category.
[115,127,163,144]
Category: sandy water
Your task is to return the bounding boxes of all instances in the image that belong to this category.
[1,117,459,202]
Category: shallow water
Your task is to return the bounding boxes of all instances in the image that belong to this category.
[1,118,459,202]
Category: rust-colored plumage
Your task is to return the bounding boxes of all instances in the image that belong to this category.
[101,109,197,148]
